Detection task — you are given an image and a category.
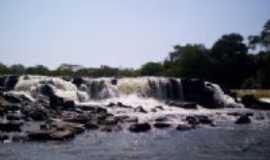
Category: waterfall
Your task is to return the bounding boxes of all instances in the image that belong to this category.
[1,75,241,108]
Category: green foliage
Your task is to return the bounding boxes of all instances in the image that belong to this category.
[139,62,163,76]
[1,19,270,89]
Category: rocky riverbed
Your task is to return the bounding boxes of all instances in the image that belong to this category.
[0,75,270,143]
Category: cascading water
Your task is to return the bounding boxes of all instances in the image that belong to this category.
[5,75,241,108]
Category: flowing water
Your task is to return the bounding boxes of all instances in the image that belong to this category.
[1,75,270,160]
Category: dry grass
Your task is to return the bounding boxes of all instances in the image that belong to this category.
[231,89,270,98]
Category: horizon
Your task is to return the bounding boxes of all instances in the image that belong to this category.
[0,0,269,69]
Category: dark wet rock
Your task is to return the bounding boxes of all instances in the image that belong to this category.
[84,122,99,130]
[227,112,253,117]
[28,131,51,141]
[116,102,132,109]
[6,113,22,121]
[155,105,164,110]
[111,79,117,85]
[0,75,19,91]
[182,79,215,107]
[167,101,198,109]
[0,121,22,132]
[0,134,9,141]
[196,115,213,125]
[176,124,193,131]
[242,95,270,110]
[2,93,32,104]
[72,77,85,88]
[107,102,115,108]
[185,115,213,126]
[155,117,168,122]
[134,106,147,113]
[22,105,48,121]
[5,104,21,112]
[129,123,151,133]
[186,116,200,126]
[49,129,76,140]
[235,115,251,124]
[63,114,91,124]
[114,115,138,123]
[76,105,107,114]
[154,122,171,129]
[62,100,75,110]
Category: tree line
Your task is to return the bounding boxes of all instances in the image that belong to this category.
[1,19,270,89]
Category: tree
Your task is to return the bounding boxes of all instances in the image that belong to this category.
[10,64,25,75]
[26,65,50,75]
[140,62,163,76]
[249,19,270,51]
[0,63,9,75]
[163,44,212,79]
[211,33,251,88]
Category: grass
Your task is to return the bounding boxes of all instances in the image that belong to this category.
[231,89,270,98]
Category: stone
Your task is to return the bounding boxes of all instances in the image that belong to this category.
[242,95,270,110]
[134,106,147,113]
[235,115,251,124]
[176,124,193,131]
[84,122,99,130]
[0,121,22,132]
[154,122,171,129]
[129,123,151,133]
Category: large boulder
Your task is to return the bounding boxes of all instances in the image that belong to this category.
[242,95,270,110]
[182,79,215,107]
[128,123,151,133]
[0,121,22,132]
[235,115,251,124]
[0,75,19,91]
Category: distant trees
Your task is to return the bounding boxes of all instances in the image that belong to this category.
[139,62,163,76]
[1,19,270,89]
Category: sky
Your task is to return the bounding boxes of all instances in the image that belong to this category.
[0,0,269,69]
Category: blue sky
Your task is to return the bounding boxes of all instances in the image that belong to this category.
[0,0,269,69]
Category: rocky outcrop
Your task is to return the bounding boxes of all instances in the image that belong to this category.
[242,95,270,110]
[129,123,151,133]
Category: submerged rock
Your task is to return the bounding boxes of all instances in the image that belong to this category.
[176,124,194,131]
[129,123,151,133]
[242,95,270,110]
[154,122,171,129]
[235,115,251,124]
[0,121,22,132]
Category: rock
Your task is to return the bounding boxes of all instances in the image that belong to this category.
[155,117,168,122]
[107,102,115,108]
[0,121,22,132]
[22,105,48,121]
[154,122,171,129]
[28,130,51,141]
[84,122,99,130]
[0,134,9,141]
[185,115,213,126]
[134,106,147,113]
[129,123,151,133]
[185,116,200,126]
[114,115,138,123]
[242,95,270,110]
[176,124,193,131]
[50,129,76,140]
[6,113,22,121]
[0,75,19,91]
[63,100,75,110]
[111,79,117,85]
[63,114,91,124]
[116,102,132,109]
[72,77,85,88]
[167,101,198,109]
[182,79,215,107]
[235,115,251,124]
